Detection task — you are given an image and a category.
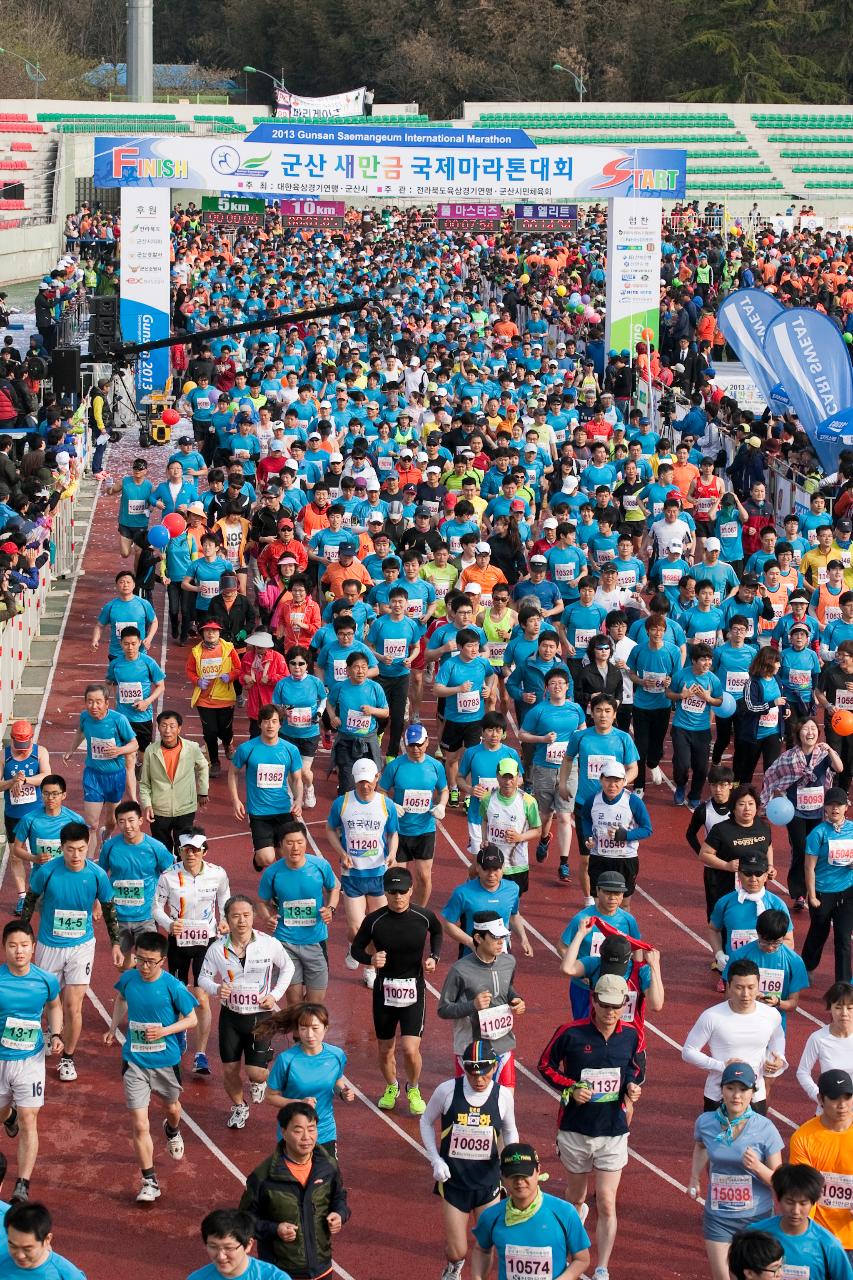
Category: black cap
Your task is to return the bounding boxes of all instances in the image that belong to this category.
[739,856,769,876]
[598,935,633,975]
[818,1069,853,1099]
[825,787,849,807]
[596,870,627,892]
[741,573,760,587]
[476,843,505,870]
[837,519,853,534]
[219,573,239,590]
[500,1143,540,1177]
[383,866,413,893]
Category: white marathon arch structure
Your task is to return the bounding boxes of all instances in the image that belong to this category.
[91,125,686,400]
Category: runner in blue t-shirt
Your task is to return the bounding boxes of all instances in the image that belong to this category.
[258,820,339,1003]
[98,801,173,961]
[22,820,122,1085]
[107,930,198,1204]
[228,707,303,870]
[264,1006,353,1152]
[93,570,157,662]
[106,628,166,755]
[379,724,448,905]
[114,458,154,560]
[63,686,137,848]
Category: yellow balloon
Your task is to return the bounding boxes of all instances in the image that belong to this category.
[182,380,197,394]
[556,285,567,296]
[519,273,530,284]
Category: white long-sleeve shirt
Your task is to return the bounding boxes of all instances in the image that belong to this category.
[153,861,230,939]
[419,1077,518,1163]
[796,1025,853,1105]
[682,1000,785,1102]
[198,931,294,1015]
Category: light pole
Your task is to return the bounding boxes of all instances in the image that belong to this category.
[243,65,284,90]
[0,46,46,100]
[551,62,586,104]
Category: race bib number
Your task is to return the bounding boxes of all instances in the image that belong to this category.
[780,1268,809,1280]
[710,1173,754,1212]
[836,690,853,712]
[177,919,211,948]
[383,977,418,1008]
[682,695,707,715]
[660,568,681,587]
[692,631,717,647]
[434,579,451,599]
[324,544,340,563]
[796,786,823,814]
[198,580,219,599]
[127,499,147,516]
[478,1003,513,1039]
[129,1021,164,1055]
[456,690,481,716]
[729,929,757,951]
[281,899,317,927]
[383,639,408,660]
[586,755,611,780]
[286,706,312,728]
[448,1124,494,1160]
[403,789,432,814]
[644,673,666,693]
[89,737,116,761]
[505,1245,552,1279]
[828,838,853,867]
[580,1067,621,1101]
[758,707,779,730]
[227,980,261,1014]
[257,764,286,789]
[787,668,811,689]
[825,607,842,624]
[8,784,36,807]
[588,930,605,957]
[0,1017,40,1053]
[620,989,638,1022]
[35,839,62,860]
[112,879,145,908]
[574,628,595,650]
[117,682,144,705]
[487,642,507,663]
[332,660,348,683]
[617,571,637,590]
[758,967,784,996]
[820,1172,853,1209]
[406,599,424,619]
[199,657,222,679]
[726,672,749,695]
[345,709,371,734]
[377,455,392,471]
[53,908,86,939]
[554,562,572,582]
[719,521,738,541]
[545,739,568,765]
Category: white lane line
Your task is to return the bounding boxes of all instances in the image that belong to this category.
[85,988,362,1280]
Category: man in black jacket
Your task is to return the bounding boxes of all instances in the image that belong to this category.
[240,1100,350,1279]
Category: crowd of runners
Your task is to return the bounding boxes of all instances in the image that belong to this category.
[0,200,853,1279]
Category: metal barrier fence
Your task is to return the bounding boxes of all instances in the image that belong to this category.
[52,487,78,578]
[0,564,49,739]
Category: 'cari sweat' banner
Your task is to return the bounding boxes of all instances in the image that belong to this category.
[715,289,788,412]
[763,308,853,473]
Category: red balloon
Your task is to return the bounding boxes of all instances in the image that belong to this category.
[832,709,853,737]
[162,512,186,538]
[161,408,180,426]
[640,327,655,342]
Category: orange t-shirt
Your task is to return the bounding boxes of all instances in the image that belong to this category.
[284,1157,312,1187]
[160,742,182,783]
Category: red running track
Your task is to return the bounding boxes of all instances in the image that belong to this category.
[12,446,842,1280]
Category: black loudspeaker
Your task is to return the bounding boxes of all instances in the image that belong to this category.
[51,346,82,397]
[88,296,119,356]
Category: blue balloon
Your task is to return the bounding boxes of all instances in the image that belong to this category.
[148,524,170,550]
[766,796,795,827]
[715,692,737,719]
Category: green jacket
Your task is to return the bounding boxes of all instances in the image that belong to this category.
[139,736,208,817]
[239,1142,350,1279]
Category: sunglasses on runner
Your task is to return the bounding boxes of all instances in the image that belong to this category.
[463,1059,496,1075]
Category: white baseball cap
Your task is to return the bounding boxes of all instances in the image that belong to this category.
[352,759,379,783]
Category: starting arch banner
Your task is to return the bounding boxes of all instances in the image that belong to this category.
[93,128,686,202]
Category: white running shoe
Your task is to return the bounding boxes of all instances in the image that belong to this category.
[440,1262,464,1280]
[304,785,316,809]
[250,1080,267,1104]
[363,966,376,989]
[136,1179,161,1203]
[226,1102,250,1129]
[633,787,644,799]
[163,1122,184,1160]
[651,766,664,785]
[592,1268,609,1280]
[58,1056,77,1082]
[344,946,360,971]
[584,896,595,907]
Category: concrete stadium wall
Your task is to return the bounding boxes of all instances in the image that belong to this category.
[0,222,62,284]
